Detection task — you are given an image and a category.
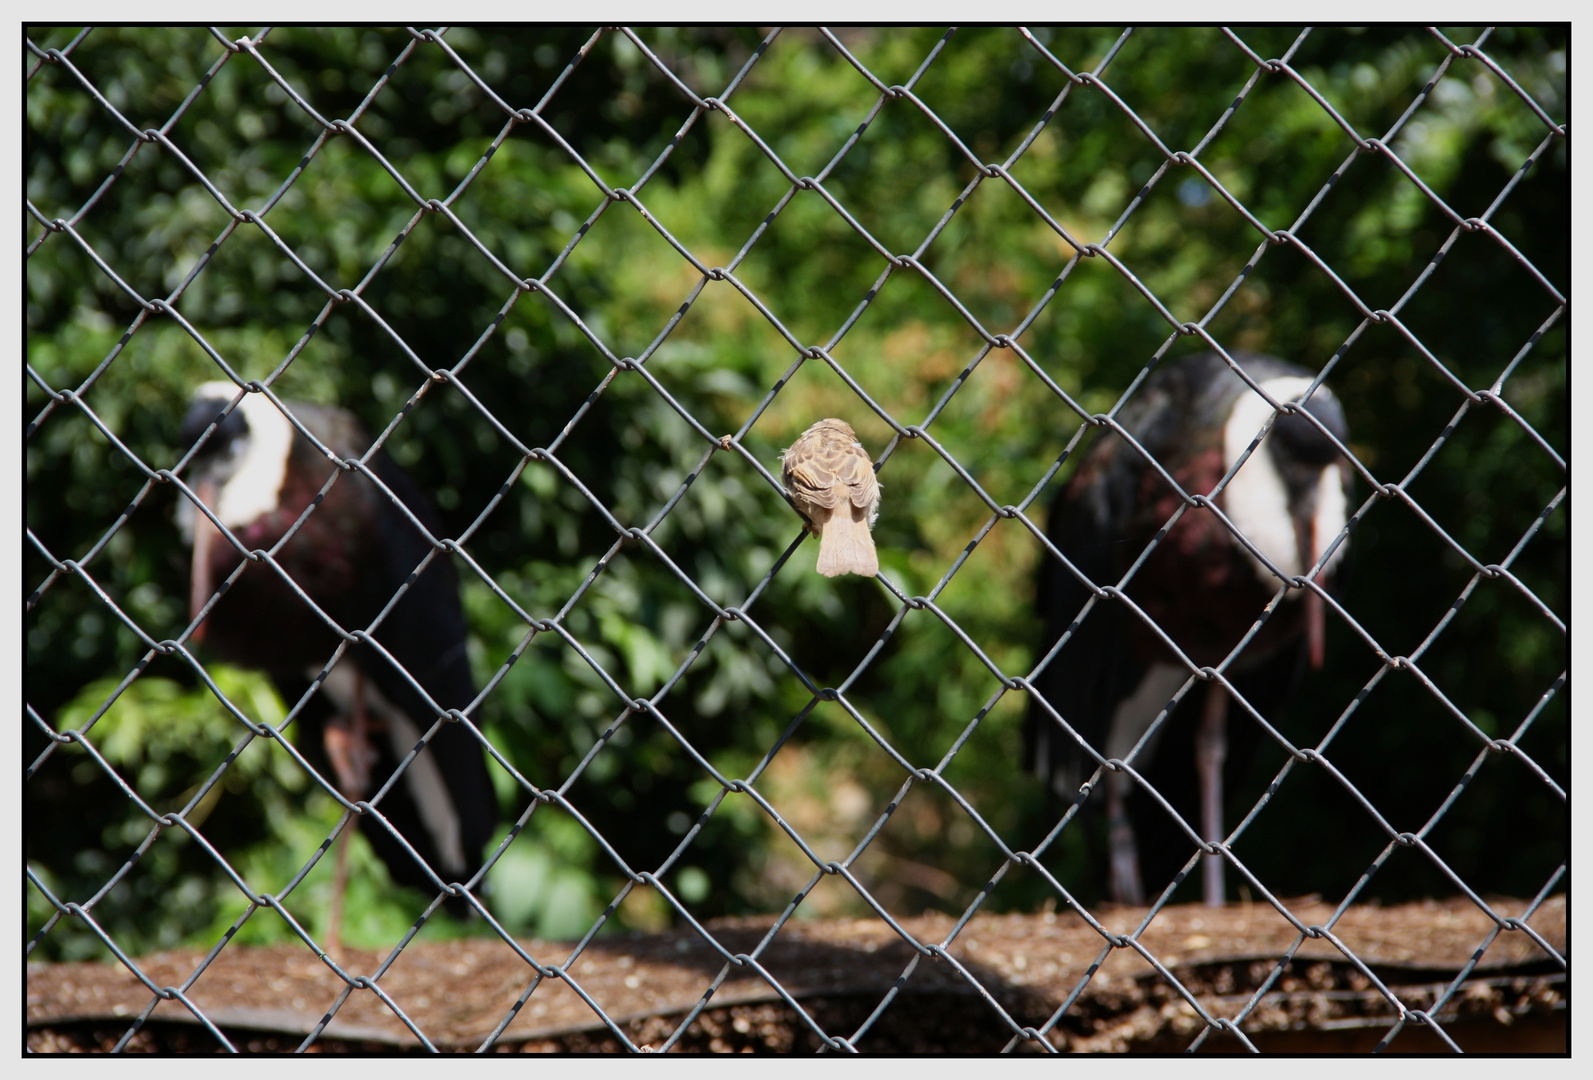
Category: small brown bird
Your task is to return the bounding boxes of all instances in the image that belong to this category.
[781,418,881,577]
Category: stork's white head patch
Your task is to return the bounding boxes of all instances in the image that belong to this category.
[1222,376,1348,588]
[177,382,294,539]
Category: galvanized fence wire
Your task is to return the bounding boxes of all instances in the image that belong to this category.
[24,26,1566,1054]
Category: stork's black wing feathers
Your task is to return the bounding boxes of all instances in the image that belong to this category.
[278,404,496,915]
[1024,418,1149,803]
[1026,352,1339,901]
[361,451,497,889]
[1024,353,1291,793]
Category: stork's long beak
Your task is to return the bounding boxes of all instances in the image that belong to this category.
[1297,512,1326,670]
[189,480,217,645]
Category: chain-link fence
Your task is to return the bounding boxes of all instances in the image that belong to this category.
[26,26,1566,1053]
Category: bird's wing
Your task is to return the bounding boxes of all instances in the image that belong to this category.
[1025,431,1147,795]
[355,452,497,868]
[783,457,843,508]
[834,443,879,509]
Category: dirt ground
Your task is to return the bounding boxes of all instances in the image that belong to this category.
[27,893,1565,1053]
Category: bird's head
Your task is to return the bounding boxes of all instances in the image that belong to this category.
[1267,390,1348,499]
[175,382,294,542]
[177,382,297,643]
[1223,374,1351,669]
[813,417,858,440]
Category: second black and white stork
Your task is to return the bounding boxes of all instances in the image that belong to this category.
[1025,351,1350,907]
[177,382,497,939]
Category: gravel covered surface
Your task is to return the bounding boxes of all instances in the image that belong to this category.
[28,894,1564,1053]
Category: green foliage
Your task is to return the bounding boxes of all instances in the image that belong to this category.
[27,26,1565,960]
[30,669,304,958]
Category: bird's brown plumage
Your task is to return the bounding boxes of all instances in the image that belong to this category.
[781,418,881,578]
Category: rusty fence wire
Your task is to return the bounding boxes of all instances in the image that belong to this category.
[25,26,1567,1053]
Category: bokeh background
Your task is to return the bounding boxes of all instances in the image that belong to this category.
[27,26,1566,961]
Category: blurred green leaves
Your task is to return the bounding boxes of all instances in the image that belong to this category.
[28,26,1565,961]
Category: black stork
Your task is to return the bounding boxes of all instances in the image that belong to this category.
[1025,351,1350,907]
[177,382,497,939]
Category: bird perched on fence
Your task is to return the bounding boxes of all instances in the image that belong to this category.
[1025,352,1350,907]
[177,382,497,935]
[781,418,882,578]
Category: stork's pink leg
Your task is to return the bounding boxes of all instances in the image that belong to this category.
[324,669,374,797]
[327,812,351,954]
[1196,686,1229,907]
[324,668,371,953]
[1106,772,1144,905]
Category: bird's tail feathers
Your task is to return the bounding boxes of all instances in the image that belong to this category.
[816,510,879,577]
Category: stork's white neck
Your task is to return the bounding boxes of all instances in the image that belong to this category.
[179,383,294,539]
[1222,376,1347,588]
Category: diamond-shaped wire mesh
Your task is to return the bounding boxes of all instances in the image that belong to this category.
[26,26,1565,1053]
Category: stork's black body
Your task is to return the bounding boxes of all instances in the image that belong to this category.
[179,385,496,920]
[1026,352,1349,905]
